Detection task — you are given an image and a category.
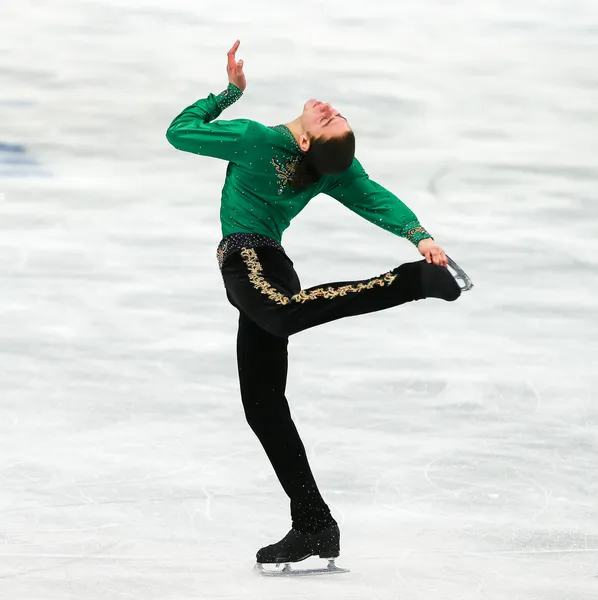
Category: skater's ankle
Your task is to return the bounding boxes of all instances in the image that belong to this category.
[294,518,338,536]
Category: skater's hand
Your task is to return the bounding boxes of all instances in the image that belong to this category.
[227,40,246,92]
[418,239,448,267]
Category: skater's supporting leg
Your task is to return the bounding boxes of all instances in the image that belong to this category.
[236,311,335,533]
[222,245,460,338]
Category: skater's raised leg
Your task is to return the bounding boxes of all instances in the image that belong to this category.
[223,245,461,339]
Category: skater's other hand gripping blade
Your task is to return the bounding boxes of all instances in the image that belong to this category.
[255,558,349,577]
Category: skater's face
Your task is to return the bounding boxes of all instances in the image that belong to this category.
[300,100,352,146]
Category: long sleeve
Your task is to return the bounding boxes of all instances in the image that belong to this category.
[166,83,251,163]
[323,158,433,246]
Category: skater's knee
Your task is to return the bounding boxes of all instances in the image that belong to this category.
[244,410,261,433]
[244,405,291,435]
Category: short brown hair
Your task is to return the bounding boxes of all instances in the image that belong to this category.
[290,131,355,191]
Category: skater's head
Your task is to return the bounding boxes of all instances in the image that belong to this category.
[299,100,353,148]
[289,99,355,190]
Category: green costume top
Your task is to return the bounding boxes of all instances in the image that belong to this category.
[166,83,432,247]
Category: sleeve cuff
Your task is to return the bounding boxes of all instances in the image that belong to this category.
[216,83,243,111]
[402,221,433,246]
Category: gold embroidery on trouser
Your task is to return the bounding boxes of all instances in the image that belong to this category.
[291,272,397,303]
[239,248,397,305]
[240,248,291,305]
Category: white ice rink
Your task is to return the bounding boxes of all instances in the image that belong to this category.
[1,0,598,598]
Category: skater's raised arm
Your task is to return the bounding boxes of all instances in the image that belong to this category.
[166,40,251,163]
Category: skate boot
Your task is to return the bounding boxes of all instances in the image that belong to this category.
[419,260,462,301]
[255,523,348,577]
[398,257,472,302]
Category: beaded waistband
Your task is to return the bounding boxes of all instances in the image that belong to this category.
[216,233,285,269]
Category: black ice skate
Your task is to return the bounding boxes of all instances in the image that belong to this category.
[254,523,349,577]
[400,256,473,302]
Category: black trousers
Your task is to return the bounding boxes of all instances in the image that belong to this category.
[221,245,430,533]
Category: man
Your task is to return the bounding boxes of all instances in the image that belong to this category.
[166,40,466,572]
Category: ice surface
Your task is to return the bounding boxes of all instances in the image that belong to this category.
[1,0,598,598]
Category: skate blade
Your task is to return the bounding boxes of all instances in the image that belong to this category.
[255,558,349,577]
[447,256,474,292]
